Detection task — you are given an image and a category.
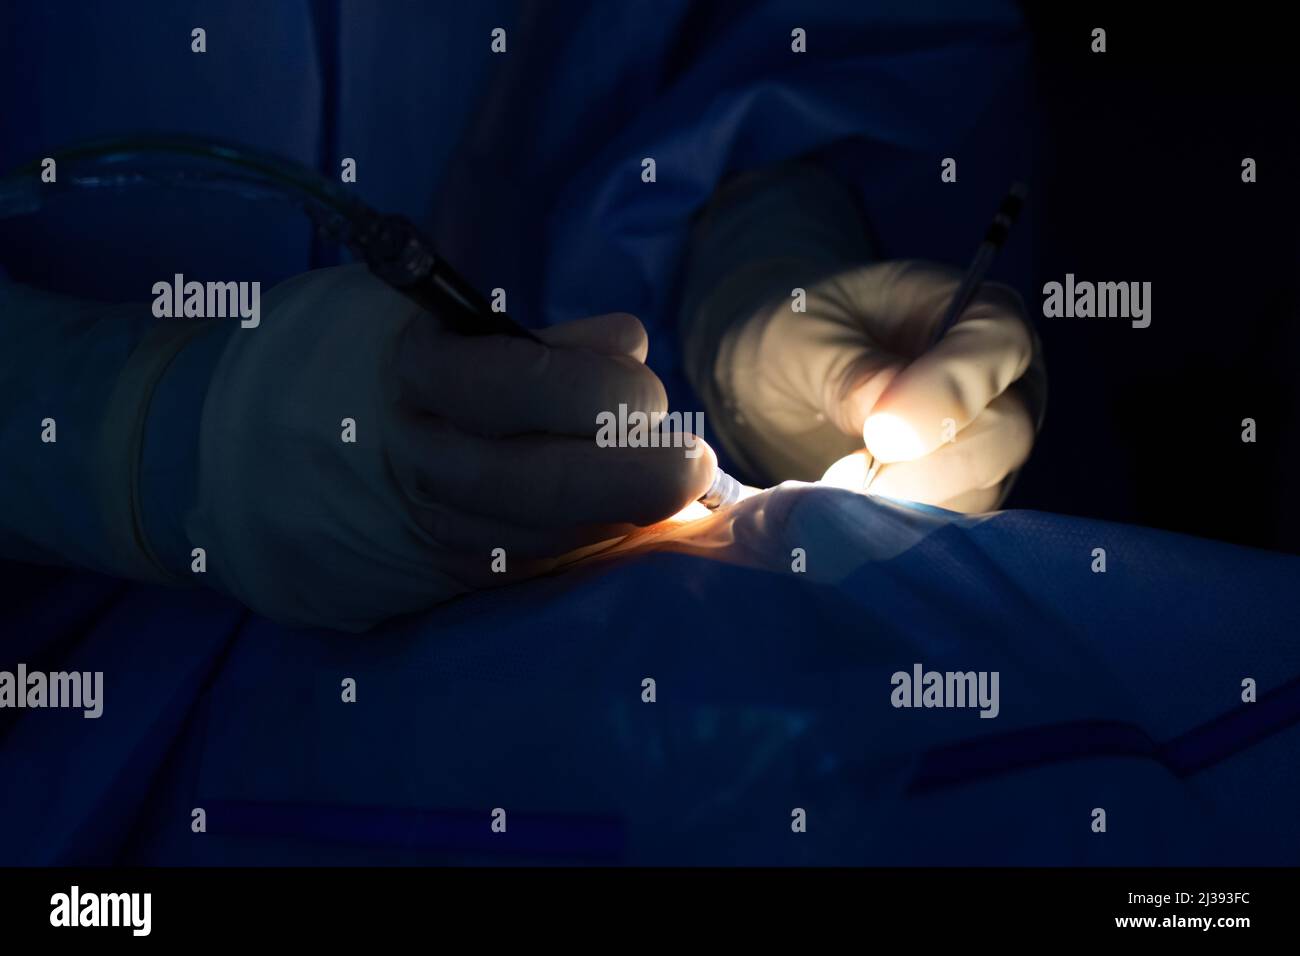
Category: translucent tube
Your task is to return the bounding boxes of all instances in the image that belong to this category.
[0,134,372,243]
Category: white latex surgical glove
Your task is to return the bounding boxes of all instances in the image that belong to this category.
[184,264,713,630]
[726,260,1041,512]
[682,162,1044,512]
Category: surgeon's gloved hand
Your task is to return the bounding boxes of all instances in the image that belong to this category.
[181,264,713,631]
[725,260,1041,512]
[681,162,1044,513]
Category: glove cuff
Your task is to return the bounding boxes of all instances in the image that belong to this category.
[97,318,232,586]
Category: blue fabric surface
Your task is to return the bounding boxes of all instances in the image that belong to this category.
[2,488,1298,864]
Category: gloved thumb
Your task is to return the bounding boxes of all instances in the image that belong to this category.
[858,295,1033,463]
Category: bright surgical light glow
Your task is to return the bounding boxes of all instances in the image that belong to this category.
[667,483,762,523]
[820,452,870,492]
[861,412,925,463]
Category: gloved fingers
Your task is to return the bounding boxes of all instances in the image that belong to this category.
[534,312,650,362]
[832,352,904,437]
[392,413,717,528]
[396,316,667,438]
[828,262,1033,460]
[847,300,1034,462]
[820,390,1032,508]
[832,260,1026,352]
[410,500,636,562]
[865,390,1034,505]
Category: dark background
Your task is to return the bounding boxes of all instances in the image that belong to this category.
[1012,5,1299,553]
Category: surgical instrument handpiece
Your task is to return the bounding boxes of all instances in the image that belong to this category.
[351,212,744,512]
[862,182,1027,492]
[348,212,544,342]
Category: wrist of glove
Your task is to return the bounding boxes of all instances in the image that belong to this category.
[180,265,451,630]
